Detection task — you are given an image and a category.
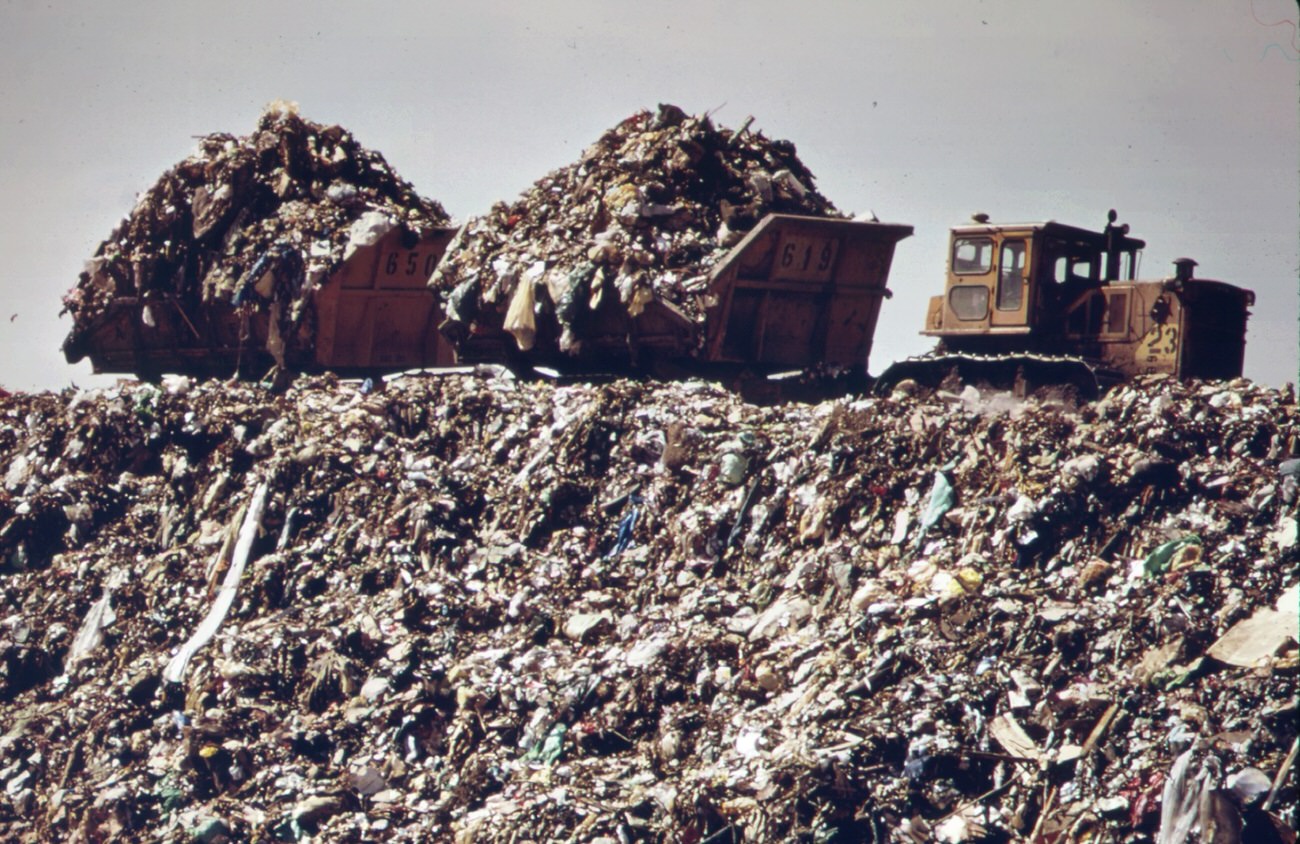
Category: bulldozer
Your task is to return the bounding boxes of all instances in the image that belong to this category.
[875,211,1255,398]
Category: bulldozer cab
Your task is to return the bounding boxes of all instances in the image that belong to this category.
[925,213,1145,346]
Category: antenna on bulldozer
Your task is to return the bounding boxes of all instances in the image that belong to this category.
[1104,209,1130,281]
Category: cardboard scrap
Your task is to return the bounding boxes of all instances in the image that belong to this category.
[989,713,1045,763]
[1206,582,1299,668]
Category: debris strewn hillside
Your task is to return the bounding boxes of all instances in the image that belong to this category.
[0,374,1295,843]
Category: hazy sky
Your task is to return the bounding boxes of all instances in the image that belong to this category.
[2,0,1296,391]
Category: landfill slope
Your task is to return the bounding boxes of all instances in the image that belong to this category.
[432,104,847,355]
[0,374,1296,843]
[61,102,451,369]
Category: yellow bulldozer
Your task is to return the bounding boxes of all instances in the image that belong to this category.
[876,210,1255,397]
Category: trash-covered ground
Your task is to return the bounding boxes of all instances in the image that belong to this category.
[0,372,1295,843]
[431,104,848,356]
[61,101,451,370]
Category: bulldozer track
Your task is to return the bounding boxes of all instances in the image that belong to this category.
[875,351,1121,400]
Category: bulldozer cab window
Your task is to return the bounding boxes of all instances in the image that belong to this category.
[1046,235,1100,285]
[949,285,989,321]
[1117,250,1139,281]
[1104,290,1129,334]
[952,237,993,274]
[997,240,1026,310]
[1098,249,1139,281]
[1053,255,1098,284]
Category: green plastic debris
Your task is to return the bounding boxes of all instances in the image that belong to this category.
[191,817,231,844]
[133,386,160,423]
[156,772,187,813]
[916,471,955,547]
[1143,535,1202,577]
[524,722,568,764]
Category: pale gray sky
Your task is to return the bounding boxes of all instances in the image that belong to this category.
[3,0,1296,390]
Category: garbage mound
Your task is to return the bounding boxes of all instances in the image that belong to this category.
[61,101,451,365]
[0,374,1296,842]
[431,104,846,353]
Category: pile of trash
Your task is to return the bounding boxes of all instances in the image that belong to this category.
[0,373,1295,842]
[61,101,451,368]
[431,104,847,355]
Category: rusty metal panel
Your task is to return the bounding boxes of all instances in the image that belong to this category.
[339,292,443,368]
[313,286,449,370]
[313,227,458,370]
[822,291,883,365]
[330,227,455,291]
[1171,279,1253,380]
[82,296,263,377]
[704,214,911,370]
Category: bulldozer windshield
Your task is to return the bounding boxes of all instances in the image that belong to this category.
[952,237,994,274]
